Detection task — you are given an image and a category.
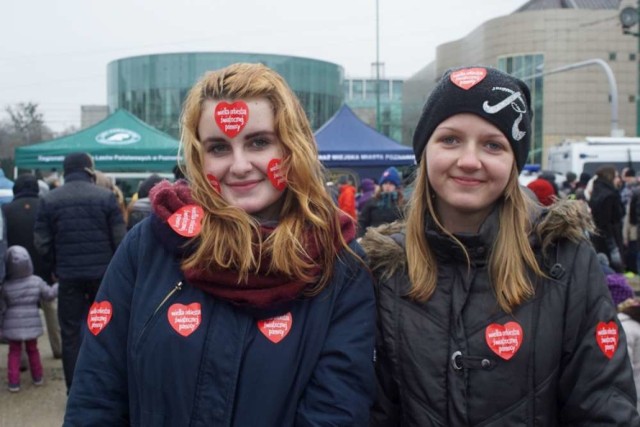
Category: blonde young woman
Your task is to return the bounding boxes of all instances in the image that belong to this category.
[64,63,376,426]
[362,67,639,425]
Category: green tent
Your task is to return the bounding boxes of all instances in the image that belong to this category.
[15,109,181,172]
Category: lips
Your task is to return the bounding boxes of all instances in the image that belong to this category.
[226,180,261,192]
[452,176,483,186]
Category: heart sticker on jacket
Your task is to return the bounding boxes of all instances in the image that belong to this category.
[168,303,202,337]
[87,301,113,336]
[485,321,523,360]
[168,204,204,237]
[214,101,249,138]
[450,67,487,90]
[267,158,287,191]
[596,321,618,359]
[257,312,292,344]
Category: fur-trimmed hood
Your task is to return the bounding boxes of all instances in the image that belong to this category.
[360,199,595,280]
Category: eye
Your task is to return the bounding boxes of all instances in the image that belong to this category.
[206,142,230,156]
[250,137,271,149]
[485,140,508,152]
[440,135,458,145]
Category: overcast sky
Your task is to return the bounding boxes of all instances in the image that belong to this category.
[1,0,528,132]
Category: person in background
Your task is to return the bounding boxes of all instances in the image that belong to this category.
[358,167,404,237]
[356,178,377,213]
[362,66,639,425]
[64,63,376,426]
[337,175,357,219]
[127,174,164,230]
[1,246,58,392]
[559,171,577,198]
[95,171,128,225]
[526,175,556,206]
[589,165,626,272]
[2,174,61,359]
[34,152,126,393]
[621,168,637,208]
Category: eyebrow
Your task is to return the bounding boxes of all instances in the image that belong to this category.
[201,130,277,144]
[434,126,506,140]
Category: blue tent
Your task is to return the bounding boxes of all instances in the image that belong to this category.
[314,105,414,180]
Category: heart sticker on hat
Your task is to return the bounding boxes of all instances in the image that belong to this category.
[87,301,113,336]
[168,303,202,337]
[267,158,287,191]
[215,101,249,138]
[168,204,204,237]
[450,67,487,90]
[485,321,523,360]
[596,321,619,359]
[206,173,221,193]
[257,312,292,344]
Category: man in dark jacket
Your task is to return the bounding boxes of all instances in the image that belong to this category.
[34,152,126,392]
[2,173,61,358]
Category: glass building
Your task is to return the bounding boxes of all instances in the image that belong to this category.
[107,53,344,138]
[344,78,404,143]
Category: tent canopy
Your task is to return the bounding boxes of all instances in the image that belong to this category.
[15,109,180,172]
[314,105,415,169]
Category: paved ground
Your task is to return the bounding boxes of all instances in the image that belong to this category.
[0,313,67,427]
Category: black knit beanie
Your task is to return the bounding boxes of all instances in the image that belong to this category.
[413,66,532,172]
[63,152,95,176]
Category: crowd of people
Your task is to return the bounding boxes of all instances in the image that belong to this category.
[0,62,639,425]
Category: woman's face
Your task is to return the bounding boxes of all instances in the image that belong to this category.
[198,97,286,220]
[425,113,514,224]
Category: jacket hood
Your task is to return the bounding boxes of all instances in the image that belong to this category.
[5,245,34,279]
[360,198,594,279]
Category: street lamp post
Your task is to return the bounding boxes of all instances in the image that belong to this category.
[620,3,640,136]
[375,0,381,132]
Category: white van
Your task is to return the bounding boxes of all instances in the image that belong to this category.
[547,136,640,176]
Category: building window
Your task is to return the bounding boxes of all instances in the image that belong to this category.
[630,95,636,103]
[609,52,617,61]
[630,53,636,61]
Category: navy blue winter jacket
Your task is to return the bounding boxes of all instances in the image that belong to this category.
[34,172,126,281]
[64,217,377,426]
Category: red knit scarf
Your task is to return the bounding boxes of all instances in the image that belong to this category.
[149,180,355,310]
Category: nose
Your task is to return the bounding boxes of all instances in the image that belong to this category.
[229,150,253,176]
[457,144,482,170]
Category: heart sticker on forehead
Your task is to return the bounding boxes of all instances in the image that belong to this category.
[450,67,487,90]
[215,101,249,138]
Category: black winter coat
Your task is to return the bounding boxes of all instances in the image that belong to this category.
[589,179,625,261]
[33,172,126,281]
[2,191,53,283]
[362,200,639,426]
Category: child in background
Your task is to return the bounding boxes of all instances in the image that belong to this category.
[1,245,58,392]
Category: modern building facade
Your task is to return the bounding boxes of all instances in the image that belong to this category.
[402,0,637,166]
[344,78,404,142]
[107,53,344,138]
[80,105,109,130]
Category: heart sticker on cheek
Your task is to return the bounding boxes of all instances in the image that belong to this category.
[168,204,204,237]
[214,101,249,138]
[267,159,287,191]
[206,174,221,193]
[87,301,113,336]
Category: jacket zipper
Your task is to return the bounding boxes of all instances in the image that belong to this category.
[138,280,183,342]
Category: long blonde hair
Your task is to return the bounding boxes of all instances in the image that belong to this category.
[180,63,353,293]
[405,161,544,313]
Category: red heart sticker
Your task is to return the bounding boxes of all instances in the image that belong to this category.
[485,321,523,360]
[206,173,221,193]
[214,101,249,138]
[596,321,619,359]
[267,158,287,191]
[87,301,113,336]
[167,303,202,337]
[168,204,204,237]
[257,312,292,344]
[450,67,487,90]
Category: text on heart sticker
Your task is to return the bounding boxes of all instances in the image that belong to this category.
[215,101,249,138]
[267,158,287,191]
[257,312,292,344]
[596,321,618,359]
[167,303,202,337]
[485,321,523,360]
[168,205,204,237]
[87,301,113,336]
[450,67,487,90]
